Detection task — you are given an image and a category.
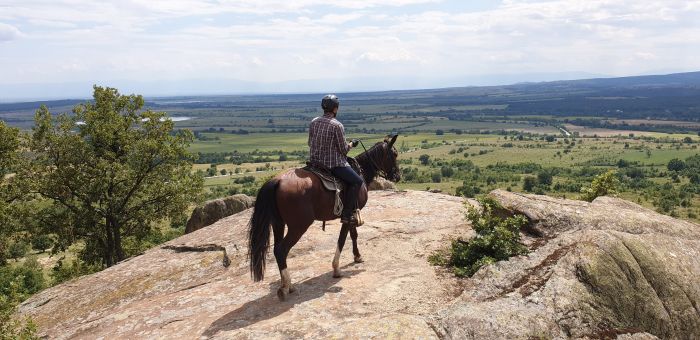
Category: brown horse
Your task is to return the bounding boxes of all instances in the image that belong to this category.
[248,134,401,301]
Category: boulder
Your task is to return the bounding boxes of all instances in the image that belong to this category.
[367,177,396,191]
[185,194,254,233]
[435,190,700,339]
[16,190,700,339]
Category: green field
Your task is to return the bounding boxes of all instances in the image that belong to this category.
[190,123,700,224]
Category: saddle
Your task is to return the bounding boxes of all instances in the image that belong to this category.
[303,158,364,220]
[303,157,363,192]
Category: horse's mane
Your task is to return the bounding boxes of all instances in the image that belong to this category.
[355,141,387,184]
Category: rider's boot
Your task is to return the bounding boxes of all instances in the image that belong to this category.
[341,207,359,226]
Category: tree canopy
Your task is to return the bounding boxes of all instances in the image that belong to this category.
[26,86,203,267]
[0,122,23,265]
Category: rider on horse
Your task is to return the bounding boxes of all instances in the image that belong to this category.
[308,94,362,226]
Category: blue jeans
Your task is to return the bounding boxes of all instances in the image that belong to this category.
[331,166,363,214]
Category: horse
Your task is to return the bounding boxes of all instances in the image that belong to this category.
[247,134,401,301]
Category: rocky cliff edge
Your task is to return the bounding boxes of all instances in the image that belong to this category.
[18,190,700,339]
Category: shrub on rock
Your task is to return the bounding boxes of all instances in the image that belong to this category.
[430,196,528,277]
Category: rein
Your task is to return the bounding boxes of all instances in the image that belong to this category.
[357,140,387,179]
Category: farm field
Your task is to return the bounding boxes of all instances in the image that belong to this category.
[191,125,700,224]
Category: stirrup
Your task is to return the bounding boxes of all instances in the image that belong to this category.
[341,215,357,226]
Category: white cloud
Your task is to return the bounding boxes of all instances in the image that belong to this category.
[1,0,700,95]
[0,23,21,41]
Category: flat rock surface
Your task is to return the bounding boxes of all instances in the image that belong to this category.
[19,190,468,339]
[18,190,700,339]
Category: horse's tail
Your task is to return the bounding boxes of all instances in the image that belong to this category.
[248,178,281,282]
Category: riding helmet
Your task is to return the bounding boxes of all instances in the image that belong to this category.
[321,94,340,112]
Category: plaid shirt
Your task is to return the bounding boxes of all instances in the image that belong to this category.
[308,113,350,168]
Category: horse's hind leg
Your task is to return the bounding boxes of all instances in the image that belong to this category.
[349,226,363,263]
[271,221,288,297]
[273,221,308,301]
[333,223,350,278]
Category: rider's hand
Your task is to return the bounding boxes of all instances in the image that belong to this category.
[350,139,359,147]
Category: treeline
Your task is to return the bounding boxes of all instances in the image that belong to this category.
[401,150,700,218]
[194,150,308,164]
[566,118,699,134]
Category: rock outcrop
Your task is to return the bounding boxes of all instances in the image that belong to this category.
[185,194,254,233]
[436,190,700,339]
[17,190,700,339]
[367,177,397,191]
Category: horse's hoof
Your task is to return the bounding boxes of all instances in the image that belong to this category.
[277,288,288,301]
[354,256,364,263]
[333,270,342,278]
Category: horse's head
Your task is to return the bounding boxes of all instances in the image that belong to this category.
[378,134,401,182]
[356,134,402,183]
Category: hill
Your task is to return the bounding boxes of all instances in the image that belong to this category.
[2,71,700,129]
[17,190,700,339]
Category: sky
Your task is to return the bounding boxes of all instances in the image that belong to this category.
[1,0,700,100]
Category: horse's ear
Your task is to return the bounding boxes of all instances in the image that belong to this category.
[388,134,398,147]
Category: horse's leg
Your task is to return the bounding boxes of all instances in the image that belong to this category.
[333,223,350,278]
[274,222,308,301]
[349,225,363,263]
[271,221,287,295]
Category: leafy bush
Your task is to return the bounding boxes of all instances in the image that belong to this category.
[0,258,42,339]
[1,283,38,340]
[667,158,686,172]
[456,182,481,198]
[122,226,184,259]
[0,240,7,266]
[30,234,52,254]
[579,170,620,202]
[8,241,29,261]
[429,197,528,277]
[0,258,46,298]
[537,171,553,186]
[51,258,101,286]
[440,166,454,178]
[419,154,430,165]
[523,176,537,192]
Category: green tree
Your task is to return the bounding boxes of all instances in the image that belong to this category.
[0,121,25,264]
[30,234,52,253]
[27,86,204,267]
[8,241,28,261]
[537,171,553,186]
[667,158,686,172]
[440,166,454,178]
[579,170,620,202]
[523,176,537,192]
[418,154,430,165]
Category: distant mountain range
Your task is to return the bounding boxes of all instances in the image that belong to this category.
[1,70,699,105]
[2,71,700,127]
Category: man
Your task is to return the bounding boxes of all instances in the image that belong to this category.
[308,94,362,225]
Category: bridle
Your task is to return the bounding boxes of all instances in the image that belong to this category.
[358,140,398,180]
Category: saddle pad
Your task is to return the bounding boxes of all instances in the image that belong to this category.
[303,165,345,192]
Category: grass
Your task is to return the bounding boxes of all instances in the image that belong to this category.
[185,115,700,224]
